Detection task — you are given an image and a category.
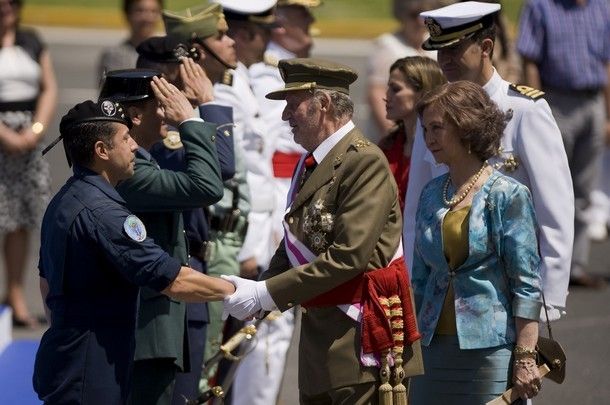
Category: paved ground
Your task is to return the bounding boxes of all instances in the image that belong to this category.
[1,26,608,404]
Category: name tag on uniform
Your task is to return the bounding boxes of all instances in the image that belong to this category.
[124,215,147,242]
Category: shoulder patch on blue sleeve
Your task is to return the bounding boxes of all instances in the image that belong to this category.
[123,215,147,242]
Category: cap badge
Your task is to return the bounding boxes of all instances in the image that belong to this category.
[123,215,147,242]
[424,17,442,37]
[173,44,190,59]
[101,100,117,117]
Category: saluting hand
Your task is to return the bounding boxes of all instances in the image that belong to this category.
[151,76,194,128]
[179,57,214,107]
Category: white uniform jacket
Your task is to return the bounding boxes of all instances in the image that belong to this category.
[215,62,276,265]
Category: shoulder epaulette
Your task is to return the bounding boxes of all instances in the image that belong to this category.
[263,53,279,68]
[509,84,545,100]
[352,138,371,149]
[221,70,234,86]
[162,131,183,150]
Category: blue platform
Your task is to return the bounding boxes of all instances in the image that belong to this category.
[0,339,42,404]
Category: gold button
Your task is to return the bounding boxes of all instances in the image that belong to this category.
[287,302,293,308]
[288,217,294,224]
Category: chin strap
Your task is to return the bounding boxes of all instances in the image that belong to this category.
[194,37,237,70]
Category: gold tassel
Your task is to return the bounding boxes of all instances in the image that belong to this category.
[378,297,393,405]
[379,349,394,405]
[390,295,408,405]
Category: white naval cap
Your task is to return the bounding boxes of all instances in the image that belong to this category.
[213,0,277,14]
[420,1,501,50]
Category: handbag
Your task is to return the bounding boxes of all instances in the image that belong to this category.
[486,174,567,383]
[536,291,566,384]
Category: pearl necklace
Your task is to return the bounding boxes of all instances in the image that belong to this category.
[443,162,488,207]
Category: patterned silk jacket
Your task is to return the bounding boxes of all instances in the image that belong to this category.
[413,171,542,349]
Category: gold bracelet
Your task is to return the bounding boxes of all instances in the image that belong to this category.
[514,345,537,360]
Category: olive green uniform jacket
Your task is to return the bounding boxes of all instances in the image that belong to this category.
[261,128,423,396]
[117,120,223,370]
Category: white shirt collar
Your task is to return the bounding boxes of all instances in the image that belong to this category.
[311,120,355,164]
[482,67,502,98]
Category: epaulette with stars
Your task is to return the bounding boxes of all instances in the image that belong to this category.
[509,84,545,100]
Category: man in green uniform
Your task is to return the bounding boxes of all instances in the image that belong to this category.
[222,58,423,404]
[162,4,251,393]
[100,70,224,404]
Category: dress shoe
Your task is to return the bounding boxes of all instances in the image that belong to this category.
[569,273,608,289]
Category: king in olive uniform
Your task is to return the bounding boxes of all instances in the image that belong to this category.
[223,58,423,404]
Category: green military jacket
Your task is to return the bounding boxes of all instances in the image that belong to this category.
[117,120,223,369]
[262,127,423,395]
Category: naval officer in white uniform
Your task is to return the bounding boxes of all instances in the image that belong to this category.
[403,1,573,318]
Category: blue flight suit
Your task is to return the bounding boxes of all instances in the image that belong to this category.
[33,166,182,405]
[149,103,235,404]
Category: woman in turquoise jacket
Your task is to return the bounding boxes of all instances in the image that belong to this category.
[410,81,543,404]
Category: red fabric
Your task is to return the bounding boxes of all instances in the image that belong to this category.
[272,151,303,178]
[302,258,421,352]
[304,153,316,169]
[380,129,410,212]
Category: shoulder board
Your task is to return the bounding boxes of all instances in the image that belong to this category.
[162,131,183,150]
[509,84,545,100]
[221,70,234,86]
[263,53,279,67]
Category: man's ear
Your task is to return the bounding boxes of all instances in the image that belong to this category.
[319,92,331,113]
[480,38,494,59]
[127,105,143,127]
[94,139,111,161]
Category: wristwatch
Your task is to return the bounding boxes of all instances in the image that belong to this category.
[32,121,44,136]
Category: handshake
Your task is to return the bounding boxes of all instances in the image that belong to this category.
[221,275,277,320]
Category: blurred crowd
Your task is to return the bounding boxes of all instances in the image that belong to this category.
[0,0,608,404]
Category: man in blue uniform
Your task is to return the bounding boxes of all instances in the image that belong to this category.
[99,69,227,404]
[33,100,235,404]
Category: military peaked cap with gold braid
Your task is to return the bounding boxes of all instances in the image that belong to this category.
[266,58,358,100]
[420,1,500,50]
[163,3,228,43]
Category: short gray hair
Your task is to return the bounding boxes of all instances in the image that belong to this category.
[313,89,354,120]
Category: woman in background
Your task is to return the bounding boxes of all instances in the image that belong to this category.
[97,0,163,84]
[411,81,542,404]
[0,0,57,328]
[366,0,442,137]
[380,55,446,211]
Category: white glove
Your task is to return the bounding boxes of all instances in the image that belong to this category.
[221,275,277,321]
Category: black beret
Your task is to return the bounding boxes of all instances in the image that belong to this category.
[99,69,161,103]
[136,36,199,63]
[42,100,131,157]
[60,100,131,135]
